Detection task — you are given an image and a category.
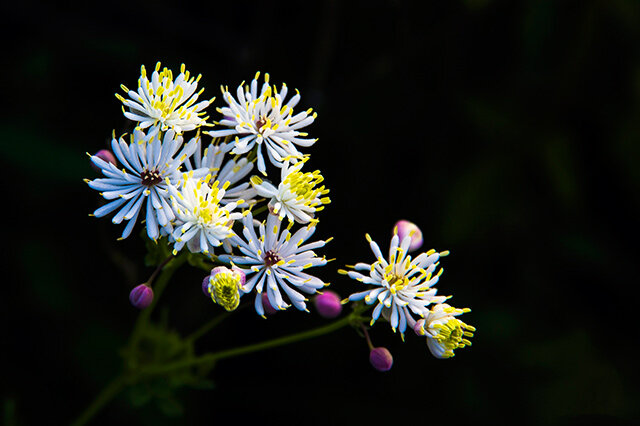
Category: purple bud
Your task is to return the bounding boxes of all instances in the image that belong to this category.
[92,149,117,172]
[413,319,426,336]
[394,220,423,252]
[202,275,211,296]
[369,347,393,372]
[313,291,342,319]
[129,284,154,309]
[262,292,277,315]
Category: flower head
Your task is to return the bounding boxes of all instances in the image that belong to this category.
[250,158,330,224]
[166,173,245,255]
[205,266,246,311]
[415,303,475,359]
[207,72,317,175]
[218,211,331,316]
[86,129,204,240]
[341,230,449,338]
[116,62,212,138]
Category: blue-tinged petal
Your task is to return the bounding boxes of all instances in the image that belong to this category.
[120,201,143,239]
[254,291,265,317]
[256,148,267,176]
[123,193,146,221]
[348,290,370,302]
[93,197,127,217]
[146,197,159,241]
[390,303,399,330]
[112,190,143,224]
[371,303,384,322]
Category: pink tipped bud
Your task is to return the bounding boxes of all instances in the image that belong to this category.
[92,149,117,172]
[262,292,277,315]
[313,291,342,319]
[202,275,211,296]
[413,319,426,336]
[394,220,423,252]
[129,284,153,309]
[369,347,393,372]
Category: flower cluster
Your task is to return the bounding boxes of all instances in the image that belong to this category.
[87,63,329,316]
[86,63,473,378]
[341,221,474,359]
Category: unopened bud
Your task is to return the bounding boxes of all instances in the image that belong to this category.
[313,291,342,318]
[369,347,393,372]
[202,275,211,296]
[129,284,153,309]
[413,319,426,336]
[91,149,117,172]
[394,220,423,252]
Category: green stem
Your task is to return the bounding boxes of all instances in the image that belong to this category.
[140,313,354,377]
[250,203,268,216]
[186,303,249,343]
[127,253,187,369]
[71,375,127,426]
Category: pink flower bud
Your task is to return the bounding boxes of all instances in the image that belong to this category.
[394,220,423,252]
[313,291,342,318]
[91,149,117,172]
[202,275,211,296]
[129,284,153,309]
[369,347,393,372]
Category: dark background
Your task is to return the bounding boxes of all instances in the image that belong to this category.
[3,0,639,425]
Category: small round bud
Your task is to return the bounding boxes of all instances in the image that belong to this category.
[262,292,277,315]
[202,275,212,296]
[413,319,426,336]
[129,284,153,309]
[91,149,117,172]
[369,347,393,372]
[313,291,342,319]
[394,220,423,252]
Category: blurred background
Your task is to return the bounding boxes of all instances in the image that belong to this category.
[3,0,639,425]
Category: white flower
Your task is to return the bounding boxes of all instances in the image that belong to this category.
[86,129,205,240]
[206,72,317,175]
[218,211,331,316]
[415,303,475,359]
[167,174,245,255]
[116,62,212,139]
[341,230,449,338]
[250,158,330,224]
[184,134,257,208]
